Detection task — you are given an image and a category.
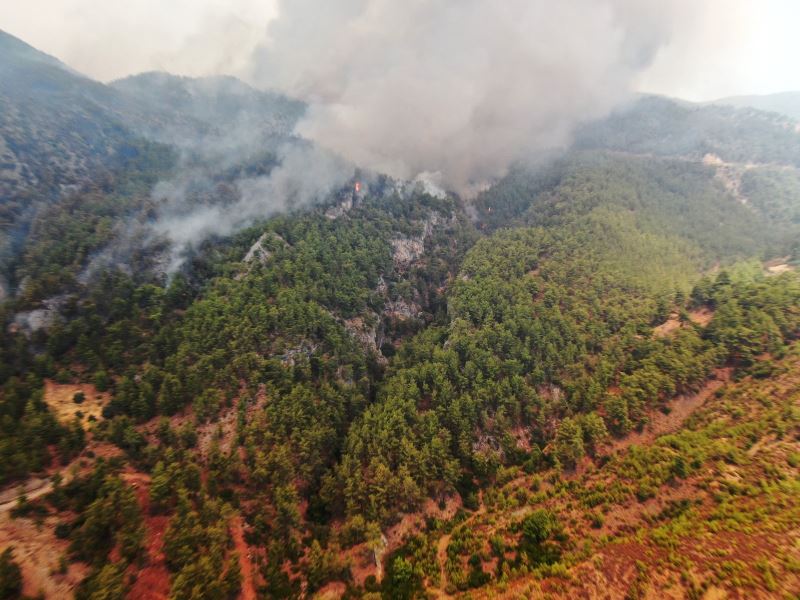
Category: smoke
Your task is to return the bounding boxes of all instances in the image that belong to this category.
[150,142,355,272]
[0,0,278,82]
[135,1,694,272]
[249,0,690,194]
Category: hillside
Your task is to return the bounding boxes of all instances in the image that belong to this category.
[0,30,138,200]
[423,342,800,599]
[1,33,800,600]
[0,29,302,202]
[0,29,303,300]
[711,91,800,121]
[575,95,800,166]
[109,72,303,148]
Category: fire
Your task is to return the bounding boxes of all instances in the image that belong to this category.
[355,181,361,193]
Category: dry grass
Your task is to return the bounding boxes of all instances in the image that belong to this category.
[653,308,714,338]
[653,315,682,338]
[767,263,793,275]
[688,307,714,327]
[43,380,109,424]
[0,511,89,598]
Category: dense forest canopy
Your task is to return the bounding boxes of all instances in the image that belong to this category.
[1,27,800,600]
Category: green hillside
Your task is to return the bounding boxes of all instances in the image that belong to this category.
[1,33,800,600]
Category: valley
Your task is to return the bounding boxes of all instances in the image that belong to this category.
[0,23,799,600]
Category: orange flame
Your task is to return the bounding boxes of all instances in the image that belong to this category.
[355,181,361,193]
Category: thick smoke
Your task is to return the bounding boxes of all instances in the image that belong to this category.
[147,1,690,271]
[250,0,688,194]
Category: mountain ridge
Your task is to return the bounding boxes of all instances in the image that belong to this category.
[710,90,800,121]
[0,30,799,600]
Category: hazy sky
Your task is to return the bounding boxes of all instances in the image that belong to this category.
[1,0,799,101]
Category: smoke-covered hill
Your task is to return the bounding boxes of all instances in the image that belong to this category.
[109,72,304,147]
[0,29,304,202]
[710,90,800,121]
[574,95,800,165]
[0,29,304,298]
[0,29,134,200]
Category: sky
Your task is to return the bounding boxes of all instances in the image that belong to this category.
[0,0,799,101]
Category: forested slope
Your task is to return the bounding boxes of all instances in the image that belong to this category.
[2,142,799,598]
[1,37,800,599]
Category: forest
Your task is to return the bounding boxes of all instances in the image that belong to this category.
[1,28,800,598]
[1,126,799,598]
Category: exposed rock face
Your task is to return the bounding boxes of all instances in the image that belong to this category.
[383,297,419,320]
[243,232,273,264]
[278,342,320,367]
[242,231,288,267]
[390,237,425,268]
[325,196,353,220]
[341,209,453,356]
[703,153,750,205]
[343,315,383,356]
[390,212,448,269]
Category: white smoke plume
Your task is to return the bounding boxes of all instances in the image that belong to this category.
[143,0,693,271]
[250,0,689,194]
[151,142,354,272]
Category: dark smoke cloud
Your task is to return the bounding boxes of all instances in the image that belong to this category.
[250,0,688,195]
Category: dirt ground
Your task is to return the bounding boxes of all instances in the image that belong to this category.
[0,512,89,600]
[43,380,109,424]
[0,440,124,598]
[688,307,714,326]
[230,514,257,600]
[0,441,122,511]
[653,308,714,337]
[0,511,88,598]
[604,367,731,454]
[767,262,793,275]
[653,314,682,337]
[123,470,171,600]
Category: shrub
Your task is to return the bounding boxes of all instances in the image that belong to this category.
[0,548,22,599]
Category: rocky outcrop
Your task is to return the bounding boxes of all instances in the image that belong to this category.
[325,196,353,220]
[383,297,419,321]
[278,341,320,367]
[390,211,449,269]
[343,315,384,356]
[390,237,425,268]
[242,232,288,269]
[243,233,271,264]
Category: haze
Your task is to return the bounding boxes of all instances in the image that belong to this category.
[1,0,799,102]
[5,0,800,204]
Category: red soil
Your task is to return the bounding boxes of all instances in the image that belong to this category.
[607,367,731,454]
[230,514,256,600]
[123,471,171,600]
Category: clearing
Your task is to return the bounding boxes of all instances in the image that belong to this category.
[43,379,109,424]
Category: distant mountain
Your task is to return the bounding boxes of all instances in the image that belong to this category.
[575,95,800,166]
[110,72,304,148]
[0,27,73,73]
[0,29,304,204]
[0,29,136,201]
[0,29,304,293]
[710,91,800,121]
